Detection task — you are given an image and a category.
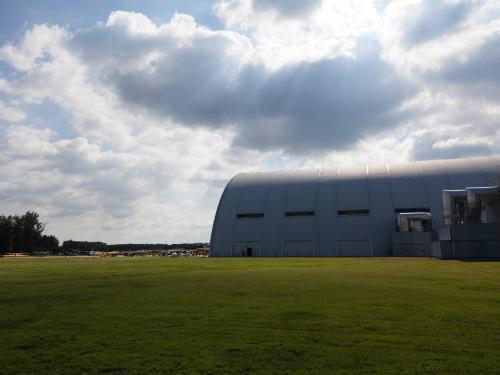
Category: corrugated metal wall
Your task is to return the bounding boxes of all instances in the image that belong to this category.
[210,156,500,256]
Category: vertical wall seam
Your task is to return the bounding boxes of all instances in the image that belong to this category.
[336,165,341,256]
[468,156,487,185]
[436,160,453,230]
[230,174,251,256]
[416,161,432,209]
[261,171,277,257]
[438,160,453,188]
[313,168,323,256]
[489,156,500,185]
[366,164,374,256]
[281,169,297,256]
[416,161,436,231]
[386,163,397,236]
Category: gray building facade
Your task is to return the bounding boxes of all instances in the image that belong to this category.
[210,156,500,257]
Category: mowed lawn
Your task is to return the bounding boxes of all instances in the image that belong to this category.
[1,257,500,374]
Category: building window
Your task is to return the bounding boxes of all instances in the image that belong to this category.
[285,211,315,217]
[394,208,430,213]
[236,213,264,219]
[337,209,370,216]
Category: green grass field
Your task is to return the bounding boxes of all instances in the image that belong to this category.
[1,257,500,374]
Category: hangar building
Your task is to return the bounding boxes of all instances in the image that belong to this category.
[210,156,500,258]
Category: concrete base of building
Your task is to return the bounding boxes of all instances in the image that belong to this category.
[392,232,432,256]
[431,224,500,259]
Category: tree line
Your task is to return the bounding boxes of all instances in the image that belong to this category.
[0,211,208,255]
[65,241,208,252]
[0,211,59,254]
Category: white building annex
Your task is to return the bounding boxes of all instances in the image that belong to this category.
[210,156,500,258]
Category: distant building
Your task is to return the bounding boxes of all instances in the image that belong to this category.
[210,156,500,258]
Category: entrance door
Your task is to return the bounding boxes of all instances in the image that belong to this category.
[232,241,261,256]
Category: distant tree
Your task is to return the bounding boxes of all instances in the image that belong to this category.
[0,211,58,254]
[40,235,59,252]
[18,211,45,252]
[62,240,108,254]
[0,216,14,254]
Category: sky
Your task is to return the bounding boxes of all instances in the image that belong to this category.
[0,0,499,244]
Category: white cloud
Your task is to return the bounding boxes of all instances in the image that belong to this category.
[0,100,26,123]
[0,121,256,242]
[0,2,499,242]
[214,0,380,69]
[380,0,500,74]
[0,24,68,71]
[67,11,414,154]
[106,10,159,36]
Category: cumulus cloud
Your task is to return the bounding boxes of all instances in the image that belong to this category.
[0,2,500,242]
[0,125,148,218]
[438,33,500,99]
[65,12,413,153]
[0,100,26,122]
[0,12,274,242]
[411,133,497,160]
[402,0,472,46]
[402,95,500,161]
[381,1,485,73]
[0,24,68,71]
[76,13,253,128]
[215,0,379,68]
[0,24,137,147]
[252,0,322,18]
[233,42,415,152]
[0,121,253,242]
